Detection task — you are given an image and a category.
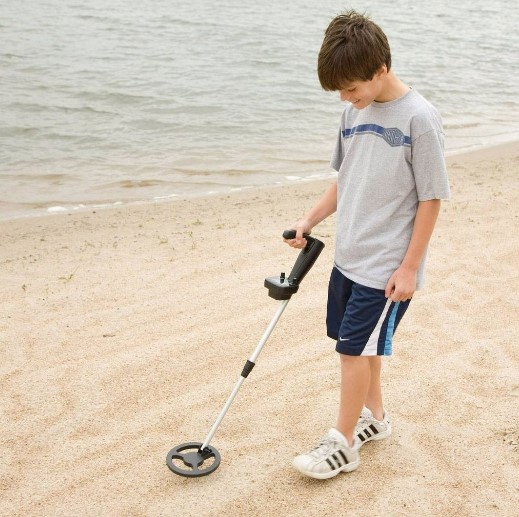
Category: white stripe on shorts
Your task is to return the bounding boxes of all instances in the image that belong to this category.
[361,298,393,356]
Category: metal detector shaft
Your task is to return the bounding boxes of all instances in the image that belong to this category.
[199,298,290,451]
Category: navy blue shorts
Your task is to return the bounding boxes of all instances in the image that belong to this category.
[327,267,411,356]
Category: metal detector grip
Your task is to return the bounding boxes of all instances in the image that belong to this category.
[282,230,325,286]
[265,230,325,300]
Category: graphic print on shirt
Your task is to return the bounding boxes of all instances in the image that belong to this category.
[341,124,411,147]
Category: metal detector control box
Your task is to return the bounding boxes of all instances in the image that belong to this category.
[264,232,325,300]
[264,273,299,300]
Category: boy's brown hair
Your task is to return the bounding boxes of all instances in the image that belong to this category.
[318,10,391,91]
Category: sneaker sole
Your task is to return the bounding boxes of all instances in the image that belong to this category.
[292,458,360,480]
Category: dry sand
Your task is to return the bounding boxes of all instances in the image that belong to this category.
[1,141,518,516]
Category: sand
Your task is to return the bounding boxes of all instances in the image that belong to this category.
[1,141,518,516]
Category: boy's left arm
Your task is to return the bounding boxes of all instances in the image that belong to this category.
[385,199,442,302]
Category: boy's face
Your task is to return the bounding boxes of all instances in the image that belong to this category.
[338,67,386,109]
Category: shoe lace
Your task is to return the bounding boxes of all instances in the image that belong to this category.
[356,413,386,435]
[355,416,369,431]
[308,437,338,458]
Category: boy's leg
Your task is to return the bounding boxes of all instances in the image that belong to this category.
[336,355,371,446]
[365,356,384,420]
[292,269,410,478]
[354,355,393,445]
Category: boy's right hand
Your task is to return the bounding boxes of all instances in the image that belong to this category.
[283,221,313,249]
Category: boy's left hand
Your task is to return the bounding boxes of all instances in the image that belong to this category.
[384,266,416,302]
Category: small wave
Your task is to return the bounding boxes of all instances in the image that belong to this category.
[47,206,69,213]
[153,193,179,201]
[55,104,117,116]
[0,53,24,59]
[128,119,177,131]
[444,122,480,130]
[116,179,167,189]
[0,172,75,184]
[76,14,108,21]
[47,201,124,214]
[274,156,328,166]
[74,90,153,105]
[172,167,267,178]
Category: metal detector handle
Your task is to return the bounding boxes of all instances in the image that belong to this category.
[282,230,325,286]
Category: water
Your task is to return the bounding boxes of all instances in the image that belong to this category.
[1,0,518,220]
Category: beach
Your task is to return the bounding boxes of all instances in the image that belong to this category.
[1,141,518,516]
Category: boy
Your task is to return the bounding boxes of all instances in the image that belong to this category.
[284,11,450,479]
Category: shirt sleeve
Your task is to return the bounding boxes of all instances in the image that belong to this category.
[330,126,343,172]
[411,129,451,201]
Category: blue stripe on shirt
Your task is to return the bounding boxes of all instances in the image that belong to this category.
[342,124,411,147]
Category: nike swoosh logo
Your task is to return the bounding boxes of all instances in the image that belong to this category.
[339,337,350,341]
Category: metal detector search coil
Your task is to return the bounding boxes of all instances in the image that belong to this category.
[166,231,324,477]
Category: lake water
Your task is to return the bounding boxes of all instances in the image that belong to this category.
[1,0,518,220]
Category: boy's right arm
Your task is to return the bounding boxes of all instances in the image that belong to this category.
[284,181,338,249]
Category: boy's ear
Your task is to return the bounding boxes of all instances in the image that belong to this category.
[375,65,388,78]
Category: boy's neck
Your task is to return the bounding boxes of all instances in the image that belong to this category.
[375,71,411,103]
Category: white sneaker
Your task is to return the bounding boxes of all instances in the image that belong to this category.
[355,407,392,446]
[292,428,360,479]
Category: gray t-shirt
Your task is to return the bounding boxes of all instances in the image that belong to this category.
[330,89,451,290]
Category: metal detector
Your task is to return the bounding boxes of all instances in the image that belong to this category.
[166,230,325,477]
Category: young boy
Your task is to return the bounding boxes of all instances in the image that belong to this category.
[284,11,451,479]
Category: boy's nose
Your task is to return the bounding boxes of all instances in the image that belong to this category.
[339,90,351,102]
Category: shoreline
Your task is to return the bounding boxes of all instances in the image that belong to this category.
[2,139,518,224]
[1,139,518,516]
